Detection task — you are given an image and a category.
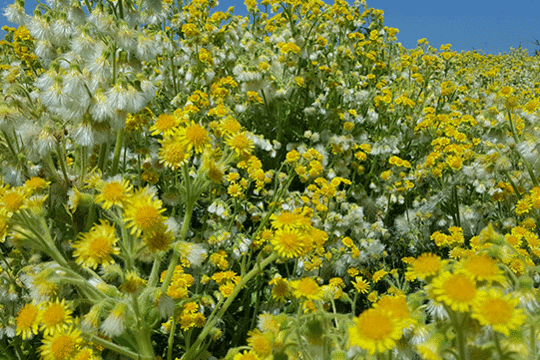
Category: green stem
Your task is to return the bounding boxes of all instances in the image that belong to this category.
[81,333,145,360]
[148,255,162,288]
[161,202,194,292]
[181,252,279,360]
[530,325,536,360]
[167,317,177,360]
[97,142,108,172]
[111,129,124,176]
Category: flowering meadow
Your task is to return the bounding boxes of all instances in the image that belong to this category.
[1,0,540,359]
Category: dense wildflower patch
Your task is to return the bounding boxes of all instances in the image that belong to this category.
[1,0,540,359]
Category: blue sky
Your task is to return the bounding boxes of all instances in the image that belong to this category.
[1,0,539,55]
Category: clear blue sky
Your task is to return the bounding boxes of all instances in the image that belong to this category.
[1,0,540,55]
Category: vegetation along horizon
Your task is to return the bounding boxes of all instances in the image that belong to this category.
[1,0,540,359]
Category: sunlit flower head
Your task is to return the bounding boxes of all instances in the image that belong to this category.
[158,137,190,170]
[472,288,526,336]
[16,301,40,340]
[290,277,321,300]
[94,175,132,210]
[39,327,82,360]
[123,187,166,236]
[406,253,446,281]
[430,271,478,312]
[226,132,254,158]
[179,121,211,154]
[72,219,120,269]
[348,307,403,354]
[271,228,307,258]
[39,298,73,336]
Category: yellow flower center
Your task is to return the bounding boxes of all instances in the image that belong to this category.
[102,182,124,201]
[3,192,24,212]
[272,280,288,297]
[17,304,38,328]
[414,254,441,276]
[185,124,208,146]
[135,205,161,230]
[358,310,393,341]
[89,236,112,258]
[42,304,66,327]
[50,335,77,360]
[481,298,513,325]
[274,212,297,227]
[277,232,298,251]
[297,278,319,296]
[443,273,476,302]
[464,255,499,279]
[155,114,176,131]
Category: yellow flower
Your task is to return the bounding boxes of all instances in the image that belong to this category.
[39,327,82,360]
[123,187,166,236]
[24,177,50,192]
[290,277,321,300]
[269,276,290,301]
[1,186,27,213]
[149,113,179,136]
[271,228,307,258]
[72,220,120,269]
[430,271,478,312]
[352,276,370,294]
[226,132,254,158]
[472,288,526,336]
[247,329,272,357]
[270,210,310,230]
[94,176,132,210]
[233,351,260,360]
[142,224,173,252]
[158,137,190,170]
[119,271,147,294]
[39,298,73,336]
[16,301,40,339]
[372,269,387,283]
[459,253,505,283]
[179,121,210,154]
[348,307,403,354]
[406,253,446,281]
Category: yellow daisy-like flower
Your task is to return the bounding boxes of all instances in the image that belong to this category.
[1,186,27,213]
[348,307,403,354]
[271,228,307,258]
[247,329,272,357]
[406,253,446,281]
[471,288,526,336]
[233,350,260,360]
[39,298,73,336]
[72,220,120,269]
[179,121,210,154]
[430,271,478,312]
[352,276,370,294]
[269,276,290,301]
[73,348,99,360]
[459,253,506,283]
[39,327,82,360]
[94,176,132,210]
[226,132,254,158]
[123,187,166,236]
[290,277,321,300]
[270,210,310,230]
[16,301,40,340]
[158,137,191,170]
[142,224,173,253]
[375,295,415,328]
[149,113,179,136]
[24,177,51,193]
